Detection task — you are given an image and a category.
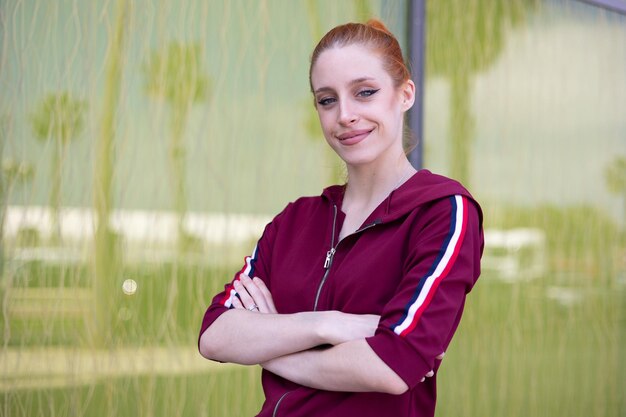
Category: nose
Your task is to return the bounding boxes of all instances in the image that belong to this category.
[338,100,358,126]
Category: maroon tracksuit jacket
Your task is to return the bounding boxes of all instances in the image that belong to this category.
[200,169,484,416]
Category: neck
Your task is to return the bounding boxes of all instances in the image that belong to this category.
[343,153,416,210]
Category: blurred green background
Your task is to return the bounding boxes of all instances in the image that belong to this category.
[1,0,624,416]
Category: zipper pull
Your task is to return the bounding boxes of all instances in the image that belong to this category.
[323,248,336,269]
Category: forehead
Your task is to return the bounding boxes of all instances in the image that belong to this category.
[311,44,390,90]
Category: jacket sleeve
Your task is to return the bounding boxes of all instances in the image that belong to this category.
[366,194,484,389]
[197,205,289,347]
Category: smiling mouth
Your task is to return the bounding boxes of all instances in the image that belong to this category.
[337,128,374,144]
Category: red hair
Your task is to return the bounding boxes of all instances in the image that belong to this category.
[309,19,411,91]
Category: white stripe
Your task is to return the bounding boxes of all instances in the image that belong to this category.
[223,288,237,308]
[224,245,258,307]
[393,195,465,335]
[243,245,258,276]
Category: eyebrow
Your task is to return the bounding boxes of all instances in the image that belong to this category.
[313,77,376,95]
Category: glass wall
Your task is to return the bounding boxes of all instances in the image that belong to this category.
[0,1,408,416]
[424,1,624,416]
[1,0,624,416]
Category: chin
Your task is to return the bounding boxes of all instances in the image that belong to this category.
[336,151,381,167]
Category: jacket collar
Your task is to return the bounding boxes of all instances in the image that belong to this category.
[321,169,476,224]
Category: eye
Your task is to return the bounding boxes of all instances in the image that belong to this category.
[357,88,380,98]
[317,96,336,106]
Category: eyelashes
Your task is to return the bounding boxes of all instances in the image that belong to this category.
[316,88,380,107]
[317,97,336,106]
[357,88,380,98]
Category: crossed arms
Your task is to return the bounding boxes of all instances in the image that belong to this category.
[198,273,412,395]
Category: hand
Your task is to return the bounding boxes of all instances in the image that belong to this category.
[319,311,380,345]
[420,352,445,382]
[232,274,277,314]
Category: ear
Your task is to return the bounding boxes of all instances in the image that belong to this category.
[399,80,416,112]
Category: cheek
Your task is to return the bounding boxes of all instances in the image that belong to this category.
[317,111,334,134]
[382,102,404,131]
[317,114,341,149]
[383,95,402,114]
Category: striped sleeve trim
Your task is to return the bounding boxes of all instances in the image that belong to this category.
[219,244,259,308]
[392,195,469,337]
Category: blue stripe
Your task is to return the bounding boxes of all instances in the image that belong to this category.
[248,245,259,277]
[391,196,458,332]
[228,245,260,309]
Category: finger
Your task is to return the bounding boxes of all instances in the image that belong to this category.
[253,277,277,313]
[233,279,256,310]
[231,294,244,309]
[239,274,267,312]
[436,352,445,360]
[420,370,434,383]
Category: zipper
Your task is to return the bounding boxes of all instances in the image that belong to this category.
[313,204,381,311]
[314,205,338,311]
[272,391,292,417]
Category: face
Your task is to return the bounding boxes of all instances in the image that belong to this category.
[310,44,415,168]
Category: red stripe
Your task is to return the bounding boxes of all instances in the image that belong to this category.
[238,255,251,276]
[219,255,250,305]
[399,197,469,337]
[219,287,231,305]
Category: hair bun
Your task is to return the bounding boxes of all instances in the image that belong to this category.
[365,19,393,36]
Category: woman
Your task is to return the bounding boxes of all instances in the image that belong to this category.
[199,20,483,417]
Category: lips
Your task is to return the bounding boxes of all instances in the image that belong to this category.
[336,128,373,145]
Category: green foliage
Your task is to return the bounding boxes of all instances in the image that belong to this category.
[29,92,86,144]
[2,159,35,186]
[353,0,373,22]
[490,204,622,251]
[143,42,212,248]
[2,369,264,417]
[488,204,623,284]
[15,226,41,247]
[427,0,540,79]
[437,278,622,417]
[605,156,626,194]
[426,0,540,187]
[2,260,233,346]
[28,92,86,243]
[143,42,210,107]
[3,256,621,416]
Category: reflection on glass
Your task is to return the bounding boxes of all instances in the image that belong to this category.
[0,0,623,416]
